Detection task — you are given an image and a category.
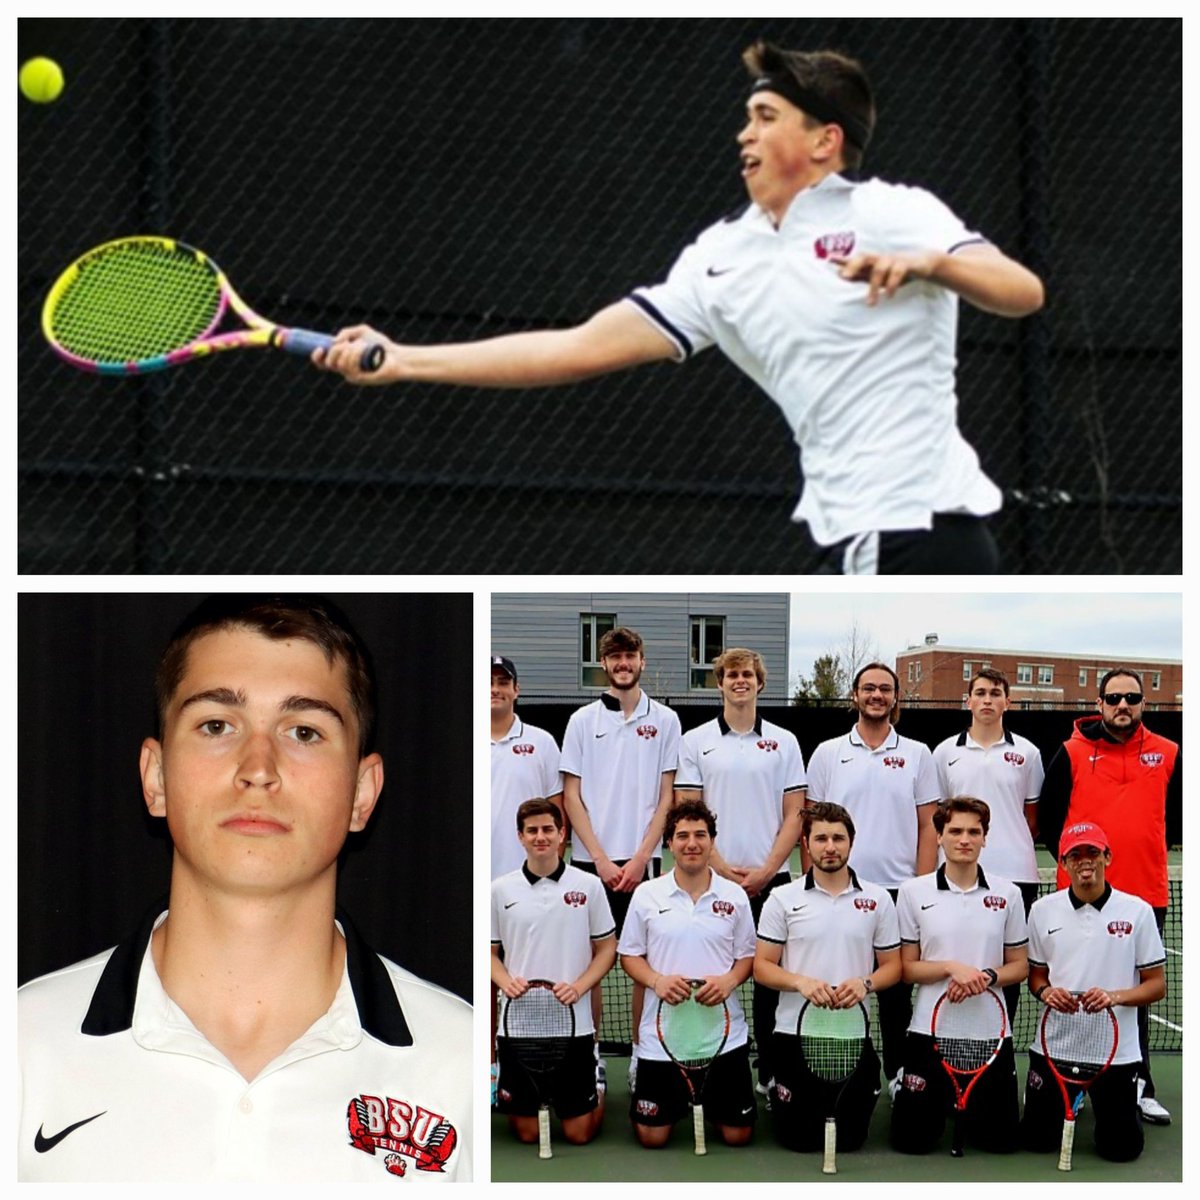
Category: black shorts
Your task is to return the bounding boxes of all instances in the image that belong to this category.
[813,514,1000,576]
[630,1043,756,1129]
[572,857,661,936]
[496,1034,599,1120]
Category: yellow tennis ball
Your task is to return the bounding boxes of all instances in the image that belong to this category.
[19,57,64,104]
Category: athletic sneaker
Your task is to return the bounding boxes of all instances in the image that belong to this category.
[888,1068,903,1104]
[1137,1077,1171,1125]
[594,1044,607,1094]
[628,1053,638,1093]
[490,1061,498,1108]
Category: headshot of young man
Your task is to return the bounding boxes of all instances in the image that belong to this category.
[17,593,472,1182]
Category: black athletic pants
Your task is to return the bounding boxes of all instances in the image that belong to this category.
[813,514,1000,576]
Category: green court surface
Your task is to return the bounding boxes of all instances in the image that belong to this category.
[490,1052,1182,1182]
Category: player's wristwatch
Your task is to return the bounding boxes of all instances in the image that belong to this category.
[1033,983,1049,1000]
[862,977,874,994]
[982,967,998,987]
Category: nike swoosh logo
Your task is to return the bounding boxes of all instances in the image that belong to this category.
[921,903,937,910]
[948,758,961,766]
[595,732,608,739]
[702,748,716,755]
[840,757,853,764]
[658,907,672,914]
[1089,755,1104,762]
[791,905,807,911]
[706,266,735,277]
[35,1112,106,1152]
[504,901,519,909]
[1048,927,1062,935]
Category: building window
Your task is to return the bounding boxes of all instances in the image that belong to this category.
[580,613,617,688]
[1079,668,1088,687]
[913,661,922,681]
[1152,671,1161,691]
[962,660,972,680]
[690,616,725,689]
[908,662,915,683]
[1016,664,1033,684]
[1037,665,1054,685]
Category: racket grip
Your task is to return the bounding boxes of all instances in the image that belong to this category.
[823,1116,837,1173]
[279,328,385,372]
[693,1104,707,1156]
[538,1107,552,1160]
[1057,1118,1075,1171]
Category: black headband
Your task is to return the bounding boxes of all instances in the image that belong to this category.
[750,73,871,151]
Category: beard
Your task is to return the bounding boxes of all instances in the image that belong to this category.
[606,664,643,690]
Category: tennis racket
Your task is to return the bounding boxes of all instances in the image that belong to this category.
[501,980,576,1159]
[655,979,731,1155]
[929,987,1007,1158]
[42,236,384,376]
[797,1000,869,1174]
[1039,996,1119,1171]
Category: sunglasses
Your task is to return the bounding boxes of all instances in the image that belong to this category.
[1102,692,1143,706]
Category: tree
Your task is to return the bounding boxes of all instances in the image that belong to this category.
[792,652,849,705]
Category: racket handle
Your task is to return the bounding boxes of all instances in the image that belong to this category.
[823,1116,837,1174]
[1057,1118,1075,1172]
[278,328,385,372]
[693,1103,707,1156]
[538,1106,552,1160]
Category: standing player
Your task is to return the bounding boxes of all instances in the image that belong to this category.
[674,646,806,1092]
[805,662,939,1093]
[1020,821,1166,1162]
[618,799,757,1149]
[18,596,471,1182]
[754,802,901,1154]
[932,667,1043,1023]
[315,40,1044,575]
[491,799,616,1148]
[1038,668,1181,1124]
[560,626,680,1081]
[890,798,1028,1155]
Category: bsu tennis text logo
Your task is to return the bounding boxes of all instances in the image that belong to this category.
[1140,752,1165,768]
[346,1095,458,1177]
[983,895,1007,911]
[636,724,659,740]
[814,231,856,259]
[854,898,877,912]
[512,743,536,756]
[563,891,588,908]
[711,900,735,917]
[1004,751,1025,766]
[1107,921,1134,939]
[756,739,779,752]
[882,756,906,770]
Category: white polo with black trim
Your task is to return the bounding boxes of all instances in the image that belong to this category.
[18,908,471,1182]
[618,869,757,1062]
[896,865,1028,1035]
[626,173,1000,546]
[805,725,940,886]
[1026,884,1165,1066]
[933,728,1044,883]
[491,861,616,1036]
[675,714,807,869]
[560,691,681,863]
[491,714,563,879]
[757,868,900,1034]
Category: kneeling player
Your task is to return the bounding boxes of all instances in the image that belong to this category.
[619,799,757,1149]
[492,800,616,1147]
[755,802,901,1154]
[1020,822,1165,1163]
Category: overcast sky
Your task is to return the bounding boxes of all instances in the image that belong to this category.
[788,592,1182,690]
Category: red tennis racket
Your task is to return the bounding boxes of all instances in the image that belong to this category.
[930,987,1007,1158]
[1039,997,1119,1171]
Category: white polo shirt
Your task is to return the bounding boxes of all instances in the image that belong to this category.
[627,173,1001,546]
[18,908,471,1182]
[757,868,899,1035]
[1026,885,1165,1066]
[491,861,616,1036]
[896,865,1027,1036]
[933,728,1044,883]
[675,714,807,869]
[806,725,940,886]
[491,714,563,878]
[560,691,681,863]
[618,869,757,1061]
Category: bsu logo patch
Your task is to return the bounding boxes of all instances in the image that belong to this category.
[636,1099,659,1117]
[712,900,735,917]
[983,895,1007,911]
[347,1096,458,1177]
[1140,752,1165,768]
[814,230,856,259]
[854,898,877,912]
[883,756,906,770]
[563,891,588,908]
[636,724,659,740]
[1107,921,1134,939]
[512,743,536,756]
[1004,751,1025,766]
[756,739,779,752]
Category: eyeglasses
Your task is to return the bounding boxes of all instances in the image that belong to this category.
[1102,692,1143,706]
[858,684,895,695]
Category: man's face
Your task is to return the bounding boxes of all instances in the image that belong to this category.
[967,678,1009,727]
[718,661,761,707]
[141,628,381,897]
[518,813,564,868]
[491,668,518,716]
[854,668,896,722]
[938,811,986,865]
[805,820,851,875]
[1098,675,1144,738]
[1061,845,1110,892]
[669,818,713,874]
[738,93,826,220]
[602,648,644,691]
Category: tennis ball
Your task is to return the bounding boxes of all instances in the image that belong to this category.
[19,57,64,104]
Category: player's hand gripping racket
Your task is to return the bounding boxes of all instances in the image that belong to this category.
[930,987,1007,1158]
[797,1000,869,1174]
[42,236,384,375]
[656,978,731,1155]
[501,980,576,1159]
[1039,995,1119,1171]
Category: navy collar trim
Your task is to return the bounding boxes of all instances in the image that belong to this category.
[1068,882,1113,911]
[717,714,763,737]
[935,863,990,891]
[522,859,567,885]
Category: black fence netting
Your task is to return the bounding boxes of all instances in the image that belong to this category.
[18,18,1181,574]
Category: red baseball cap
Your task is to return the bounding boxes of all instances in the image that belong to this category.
[1059,821,1110,859]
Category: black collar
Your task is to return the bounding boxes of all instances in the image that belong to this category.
[717,713,763,737]
[81,900,414,1047]
[955,728,1014,746]
[804,866,863,892]
[935,863,991,891]
[1068,882,1113,911]
[522,859,567,885]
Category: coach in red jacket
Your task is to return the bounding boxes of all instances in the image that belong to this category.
[1039,667,1181,1125]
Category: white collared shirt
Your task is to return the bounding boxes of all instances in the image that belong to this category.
[491,714,563,878]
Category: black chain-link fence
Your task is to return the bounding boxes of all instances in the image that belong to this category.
[19,19,1181,574]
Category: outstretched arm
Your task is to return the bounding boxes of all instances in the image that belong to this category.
[314,299,677,386]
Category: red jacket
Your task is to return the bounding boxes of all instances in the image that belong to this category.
[1055,717,1178,906]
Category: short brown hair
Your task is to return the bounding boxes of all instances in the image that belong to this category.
[853,661,901,723]
[1098,667,1143,697]
[598,626,644,659]
[932,797,991,836]
[802,801,855,846]
[968,667,1010,697]
[516,798,563,832]
[666,798,717,841]
[714,647,766,690]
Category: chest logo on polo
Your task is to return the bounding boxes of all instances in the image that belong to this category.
[882,756,906,770]
[563,891,588,908]
[756,739,779,752]
[346,1096,458,1176]
[512,743,536,756]
[1004,751,1025,766]
[854,898,877,912]
[1107,920,1134,939]
[983,895,1007,911]
[636,724,659,740]
[711,900,735,917]
[1140,752,1164,768]
[814,231,856,260]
